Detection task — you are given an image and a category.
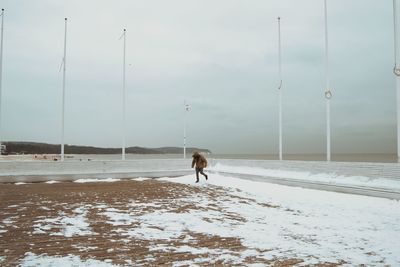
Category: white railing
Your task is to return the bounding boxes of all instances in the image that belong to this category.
[1,158,399,183]
[0,159,193,183]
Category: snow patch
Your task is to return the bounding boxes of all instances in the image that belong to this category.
[45,180,60,184]
[101,208,138,226]
[74,178,121,183]
[133,177,150,181]
[33,208,93,237]
[20,252,120,267]
[2,216,18,225]
[210,163,400,191]
[71,244,98,252]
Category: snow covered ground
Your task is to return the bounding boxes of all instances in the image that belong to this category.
[210,163,400,191]
[160,174,400,266]
[3,174,400,266]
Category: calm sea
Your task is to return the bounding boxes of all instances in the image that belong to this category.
[59,153,398,163]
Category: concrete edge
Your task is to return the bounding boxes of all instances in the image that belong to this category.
[0,170,193,183]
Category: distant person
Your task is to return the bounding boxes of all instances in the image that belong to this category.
[191,151,208,183]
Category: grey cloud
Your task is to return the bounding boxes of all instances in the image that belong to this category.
[0,0,397,154]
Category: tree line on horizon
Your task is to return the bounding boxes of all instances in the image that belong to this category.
[2,142,211,155]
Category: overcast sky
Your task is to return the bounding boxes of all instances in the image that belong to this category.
[0,0,398,154]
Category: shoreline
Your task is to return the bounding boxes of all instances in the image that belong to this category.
[0,153,397,163]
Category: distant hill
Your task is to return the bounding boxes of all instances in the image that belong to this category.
[3,142,211,155]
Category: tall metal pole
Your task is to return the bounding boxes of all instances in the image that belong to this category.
[184,106,186,159]
[393,0,400,162]
[183,100,189,159]
[0,9,5,151]
[122,29,126,160]
[278,17,283,161]
[324,0,332,162]
[394,0,400,162]
[61,18,67,161]
[397,72,400,163]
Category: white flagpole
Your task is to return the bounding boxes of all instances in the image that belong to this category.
[324,0,332,162]
[184,102,186,159]
[0,9,4,150]
[61,18,67,161]
[183,100,189,159]
[278,17,283,161]
[397,75,400,163]
[393,0,400,162]
[121,29,126,160]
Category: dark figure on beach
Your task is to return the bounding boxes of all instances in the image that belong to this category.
[191,151,208,183]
